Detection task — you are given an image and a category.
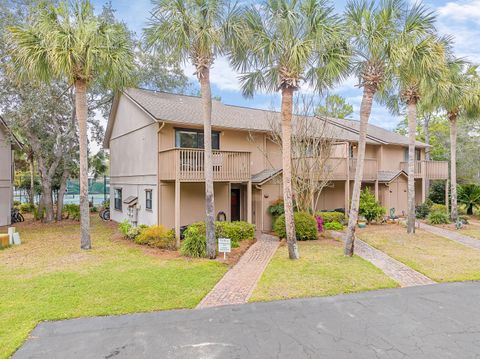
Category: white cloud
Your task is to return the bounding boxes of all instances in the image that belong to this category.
[437,0,480,23]
[183,56,242,92]
[436,0,480,62]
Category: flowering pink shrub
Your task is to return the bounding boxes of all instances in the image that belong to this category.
[315,215,324,233]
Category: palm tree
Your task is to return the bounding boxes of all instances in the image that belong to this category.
[229,0,350,259]
[390,4,448,234]
[8,1,134,249]
[343,0,402,256]
[427,61,480,221]
[145,0,234,258]
[458,184,480,216]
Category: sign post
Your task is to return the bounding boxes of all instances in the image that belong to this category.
[218,238,231,260]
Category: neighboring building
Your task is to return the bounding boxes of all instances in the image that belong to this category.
[104,88,448,237]
[0,117,21,227]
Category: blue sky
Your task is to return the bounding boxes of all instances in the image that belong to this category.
[93,0,480,131]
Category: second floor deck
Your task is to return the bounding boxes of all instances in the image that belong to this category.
[159,148,251,182]
[158,148,449,182]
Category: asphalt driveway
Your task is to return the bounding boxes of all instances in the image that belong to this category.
[14,282,480,359]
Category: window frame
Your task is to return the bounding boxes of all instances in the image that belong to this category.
[114,188,122,211]
[174,127,220,150]
[145,189,153,211]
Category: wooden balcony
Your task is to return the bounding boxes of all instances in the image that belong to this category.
[293,157,378,181]
[159,148,251,182]
[292,157,348,180]
[349,158,378,181]
[399,161,449,180]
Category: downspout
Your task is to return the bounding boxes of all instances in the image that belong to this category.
[157,122,165,225]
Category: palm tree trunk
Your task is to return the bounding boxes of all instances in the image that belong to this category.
[449,114,458,222]
[423,114,431,196]
[344,87,374,256]
[281,87,299,260]
[75,79,91,250]
[200,68,216,259]
[407,100,417,234]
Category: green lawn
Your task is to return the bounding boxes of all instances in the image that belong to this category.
[250,239,397,302]
[460,223,480,240]
[358,224,480,282]
[0,216,227,358]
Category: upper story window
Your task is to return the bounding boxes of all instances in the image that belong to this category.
[145,189,152,211]
[404,148,421,161]
[114,188,122,211]
[175,128,220,149]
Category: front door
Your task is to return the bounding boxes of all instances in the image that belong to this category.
[231,188,241,221]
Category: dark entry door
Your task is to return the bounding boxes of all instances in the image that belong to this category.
[231,188,241,221]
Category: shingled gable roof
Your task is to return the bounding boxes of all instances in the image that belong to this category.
[0,116,22,150]
[104,88,428,149]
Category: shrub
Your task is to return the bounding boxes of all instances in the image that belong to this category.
[428,181,447,204]
[216,221,255,248]
[324,221,344,231]
[431,204,447,214]
[126,226,144,240]
[415,202,431,219]
[316,211,345,224]
[268,199,285,217]
[118,219,132,237]
[427,211,449,225]
[274,212,317,240]
[181,223,207,257]
[359,189,386,224]
[90,206,98,213]
[19,203,36,214]
[135,225,175,250]
[63,204,80,220]
[315,215,324,233]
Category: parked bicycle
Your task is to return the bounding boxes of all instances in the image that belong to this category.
[99,208,110,221]
[11,208,24,223]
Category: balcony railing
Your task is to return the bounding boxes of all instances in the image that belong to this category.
[159,148,251,181]
[293,157,378,181]
[292,157,348,180]
[349,158,378,180]
[399,160,449,179]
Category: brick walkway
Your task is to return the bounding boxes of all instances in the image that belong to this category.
[331,231,435,287]
[419,222,480,250]
[197,233,279,309]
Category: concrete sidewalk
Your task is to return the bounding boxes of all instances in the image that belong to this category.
[14,282,480,359]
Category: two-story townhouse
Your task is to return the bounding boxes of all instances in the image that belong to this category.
[0,116,22,227]
[104,88,449,238]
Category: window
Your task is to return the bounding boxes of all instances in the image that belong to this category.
[145,189,152,211]
[114,188,122,211]
[175,128,220,149]
[403,148,421,161]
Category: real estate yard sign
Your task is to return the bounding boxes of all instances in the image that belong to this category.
[218,238,231,259]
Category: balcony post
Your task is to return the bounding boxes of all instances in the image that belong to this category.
[445,179,450,214]
[247,180,252,224]
[175,179,181,248]
[375,180,379,201]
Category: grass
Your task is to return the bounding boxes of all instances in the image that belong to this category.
[358,224,480,282]
[459,223,480,240]
[0,216,227,358]
[250,239,397,302]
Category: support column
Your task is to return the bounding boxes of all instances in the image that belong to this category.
[345,180,350,213]
[445,179,449,214]
[175,179,181,248]
[374,180,379,201]
[247,180,252,224]
[422,178,426,203]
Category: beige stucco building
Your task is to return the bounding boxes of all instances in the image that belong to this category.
[104,89,449,237]
[0,117,21,227]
